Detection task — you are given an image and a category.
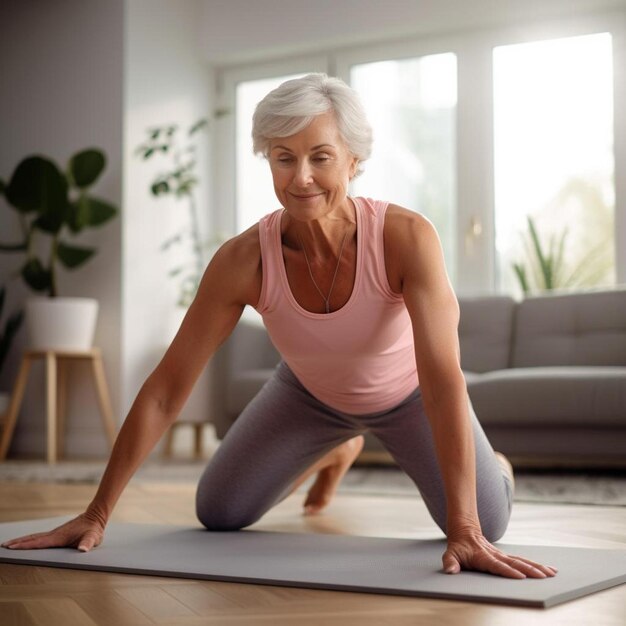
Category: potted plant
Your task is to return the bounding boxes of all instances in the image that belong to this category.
[135,117,224,309]
[0,286,24,415]
[511,213,612,295]
[0,149,119,350]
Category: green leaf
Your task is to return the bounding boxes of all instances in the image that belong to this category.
[512,262,530,294]
[151,181,169,195]
[188,118,208,136]
[527,216,553,290]
[67,195,117,232]
[85,197,118,226]
[5,156,68,215]
[69,149,106,188]
[57,242,95,268]
[67,196,90,232]
[33,211,65,234]
[21,259,51,292]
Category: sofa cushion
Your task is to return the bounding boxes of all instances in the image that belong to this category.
[226,368,276,415]
[466,366,626,426]
[228,318,281,374]
[458,296,516,372]
[511,289,626,367]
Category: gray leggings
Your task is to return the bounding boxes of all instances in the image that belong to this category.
[196,362,513,541]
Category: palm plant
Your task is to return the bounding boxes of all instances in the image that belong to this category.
[512,214,613,294]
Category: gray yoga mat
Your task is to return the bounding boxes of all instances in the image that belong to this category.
[0,516,624,608]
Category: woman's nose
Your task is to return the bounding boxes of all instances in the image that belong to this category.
[293,159,313,186]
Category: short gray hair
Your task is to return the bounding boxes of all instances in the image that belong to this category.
[251,73,372,177]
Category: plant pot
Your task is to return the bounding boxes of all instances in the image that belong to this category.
[26,297,99,351]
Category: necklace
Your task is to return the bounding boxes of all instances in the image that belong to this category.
[297,230,350,314]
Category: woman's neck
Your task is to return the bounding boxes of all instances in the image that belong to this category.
[282,196,356,260]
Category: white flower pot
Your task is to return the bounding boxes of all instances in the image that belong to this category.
[26,297,99,351]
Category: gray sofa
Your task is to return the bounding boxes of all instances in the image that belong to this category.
[211,288,626,466]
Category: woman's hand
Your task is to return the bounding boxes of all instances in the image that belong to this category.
[1,509,106,553]
[443,530,558,579]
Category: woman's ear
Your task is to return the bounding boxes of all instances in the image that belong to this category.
[349,157,359,180]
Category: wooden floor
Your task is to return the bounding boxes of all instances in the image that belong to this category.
[0,479,624,626]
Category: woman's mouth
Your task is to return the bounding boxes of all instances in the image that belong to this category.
[291,192,324,199]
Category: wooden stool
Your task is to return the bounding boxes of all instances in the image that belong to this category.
[162,420,206,459]
[0,348,117,464]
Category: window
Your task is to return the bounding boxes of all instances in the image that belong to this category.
[350,54,458,281]
[221,12,623,294]
[493,33,615,294]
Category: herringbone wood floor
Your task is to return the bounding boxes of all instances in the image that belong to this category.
[0,480,624,626]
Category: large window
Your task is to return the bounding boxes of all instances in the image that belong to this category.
[493,33,615,295]
[350,54,457,281]
[223,14,623,294]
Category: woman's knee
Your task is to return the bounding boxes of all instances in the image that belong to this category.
[195,496,260,531]
[480,512,510,543]
[425,486,512,543]
[478,483,513,542]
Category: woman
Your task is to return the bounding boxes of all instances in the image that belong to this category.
[3,74,555,580]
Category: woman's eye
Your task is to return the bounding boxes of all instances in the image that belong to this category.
[313,156,330,162]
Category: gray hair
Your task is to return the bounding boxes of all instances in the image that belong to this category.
[251,73,372,177]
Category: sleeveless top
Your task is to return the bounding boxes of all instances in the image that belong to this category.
[255,196,418,415]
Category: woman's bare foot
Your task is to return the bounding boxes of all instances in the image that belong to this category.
[286,436,365,515]
[495,451,515,491]
[303,435,365,515]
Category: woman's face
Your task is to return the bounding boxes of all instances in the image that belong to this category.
[268,111,358,221]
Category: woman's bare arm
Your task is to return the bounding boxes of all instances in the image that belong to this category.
[2,228,262,551]
[386,205,555,579]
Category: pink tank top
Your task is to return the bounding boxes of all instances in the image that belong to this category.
[255,196,418,415]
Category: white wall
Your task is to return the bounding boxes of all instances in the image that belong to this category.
[0,0,214,459]
[0,0,124,457]
[123,0,214,443]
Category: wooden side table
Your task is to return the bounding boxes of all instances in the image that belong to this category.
[0,348,117,464]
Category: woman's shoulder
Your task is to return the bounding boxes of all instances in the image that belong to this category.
[216,223,261,270]
[385,203,447,279]
[383,202,437,240]
[357,197,432,228]
[211,224,262,306]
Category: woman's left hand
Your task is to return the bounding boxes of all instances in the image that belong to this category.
[442,531,558,579]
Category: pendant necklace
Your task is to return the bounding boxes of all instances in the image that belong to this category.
[297,230,350,314]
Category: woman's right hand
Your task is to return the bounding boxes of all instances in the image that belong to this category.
[1,509,106,553]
